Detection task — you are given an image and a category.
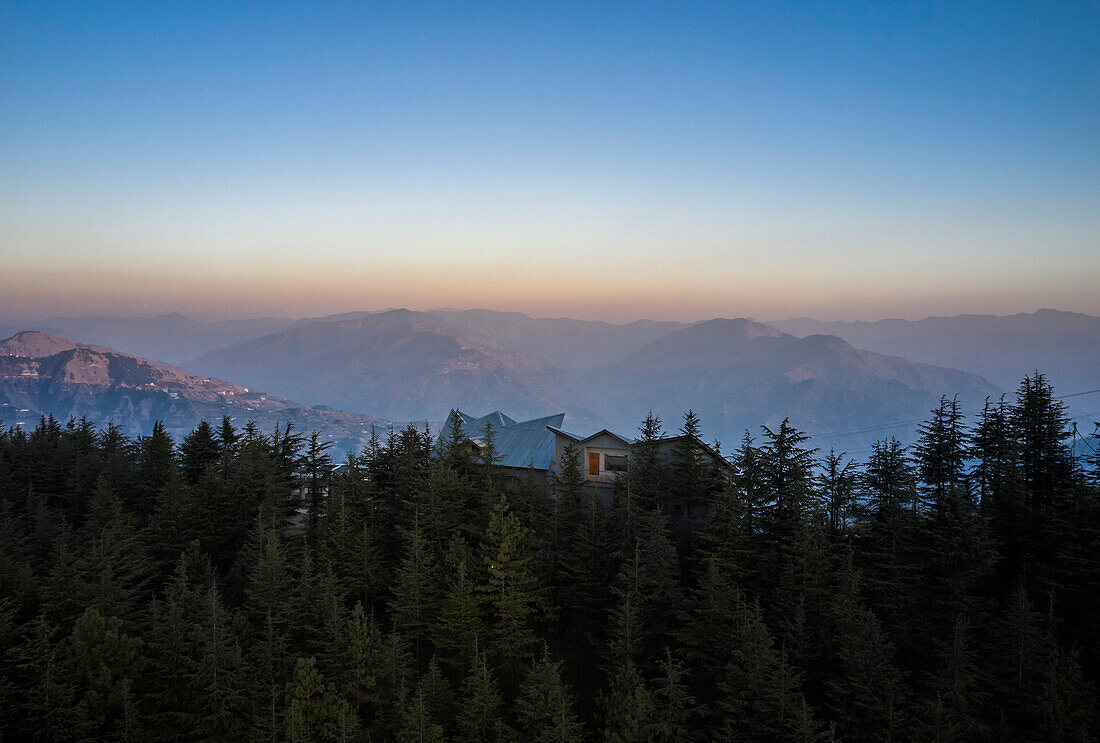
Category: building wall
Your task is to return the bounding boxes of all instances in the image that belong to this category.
[549,432,630,480]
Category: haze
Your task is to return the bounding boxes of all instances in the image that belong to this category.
[2,1,1098,323]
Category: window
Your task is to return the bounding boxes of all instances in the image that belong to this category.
[604,454,628,472]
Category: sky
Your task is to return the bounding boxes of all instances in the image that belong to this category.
[1,1,1098,322]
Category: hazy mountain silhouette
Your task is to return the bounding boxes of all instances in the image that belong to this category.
[14,307,1091,451]
[769,309,1100,397]
[189,309,604,427]
[5,313,298,365]
[427,308,685,371]
[189,310,1001,449]
[0,331,387,450]
[596,318,1000,448]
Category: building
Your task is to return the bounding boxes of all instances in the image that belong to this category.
[443,409,732,501]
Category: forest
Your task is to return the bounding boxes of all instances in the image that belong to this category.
[0,373,1098,742]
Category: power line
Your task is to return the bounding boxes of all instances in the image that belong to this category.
[1074,421,1100,457]
[1059,388,1100,399]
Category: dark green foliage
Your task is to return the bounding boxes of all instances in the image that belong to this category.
[599,661,656,743]
[819,449,856,538]
[516,650,585,743]
[180,420,220,487]
[432,552,482,671]
[0,374,1098,741]
[301,431,334,548]
[481,493,539,668]
[459,649,512,743]
[389,513,441,659]
[69,606,145,737]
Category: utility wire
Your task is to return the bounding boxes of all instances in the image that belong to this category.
[1074,423,1100,456]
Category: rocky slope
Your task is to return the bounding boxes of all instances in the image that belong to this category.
[0,331,388,452]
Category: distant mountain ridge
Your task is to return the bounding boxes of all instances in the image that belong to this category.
[767,309,1100,394]
[187,310,1003,448]
[0,331,388,451]
[428,309,686,371]
[0,313,298,366]
[595,318,999,448]
[188,309,604,428]
[10,306,1093,450]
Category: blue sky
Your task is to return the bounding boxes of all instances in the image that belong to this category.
[1,1,1097,321]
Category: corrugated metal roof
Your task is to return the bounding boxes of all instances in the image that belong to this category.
[446,410,564,470]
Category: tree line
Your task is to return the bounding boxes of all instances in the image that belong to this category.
[0,372,1098,741]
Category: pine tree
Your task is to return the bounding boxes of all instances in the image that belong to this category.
[650,648,696,743]
[922,615,990,743]
[418,657,457,732]
[550,442,586,555]
[856,438,924,640]
[670,410,713,518]
[821,563,906,742]
[136,421,176,520]
[458,649,512,743]
[481,494,539,667]
[68,606,145,738]
[759,419,819,545]
[433,554,483,671]
[283,656,349,743]
[75,477,151,631]
[180,419,220,487]
[339,601,384,718]
[149,544,247,741]
[301,432,334,548]
[599,660,656,743]
[10,613,85,742]
[397,684,445,743]
[914,396,970,515]
[389,513,441,661]
[714,591,820,742]
[371,628,415,740]
[677,556,739,731]
[1012,373,1072,515]
[516,649,585,743]
[555,488,616,672]
[861,437,919,517]
[215,416,239,479]
[819,449,856,539]
[323,476,385,610]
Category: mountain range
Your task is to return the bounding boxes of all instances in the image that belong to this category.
[187,309,1001,449]
[188,309,597,428]
[3,307,1094,453]
[0,331,388,451]
[769,309,1100,396]
[0,313,297,366]
[596,318,997,450]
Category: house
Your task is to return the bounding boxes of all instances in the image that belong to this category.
[443,410,566,490]
[444,409,733,500]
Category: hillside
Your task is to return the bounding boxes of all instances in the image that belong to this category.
[427,309,685,371]
[769,309,1100,396]
[189,309,604,427]
[190,310,1002,450]
[0,331,388,452]
[598,318,1001,449]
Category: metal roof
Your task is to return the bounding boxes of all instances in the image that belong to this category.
[547,426,632,447]
[446,410,565,470]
